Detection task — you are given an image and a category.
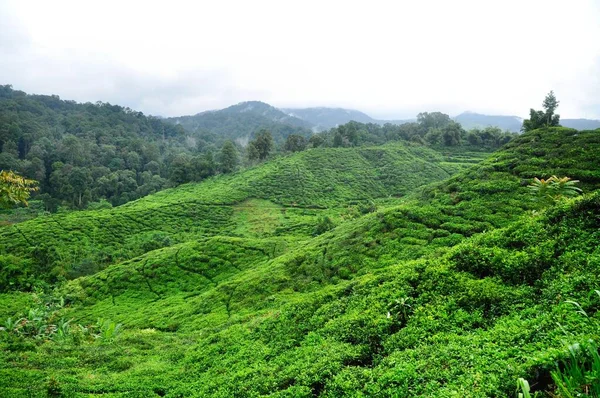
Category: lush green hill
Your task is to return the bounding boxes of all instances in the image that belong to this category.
[0,142,467,288]
[1,127,600,397]
[26,191,597,397]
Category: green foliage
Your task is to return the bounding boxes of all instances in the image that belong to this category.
[218,140,239,174]
[284,134,308,152]
[312,216,335,236]
[166,101,313,147]
[0,142,465,287]
[1,126,600,396]
[250,129,274,160]
[417,111,452,130]
[316,118,515,150]
[94,318,123,344]
[45,376,62,398]
[550,341,600,397]
[0,292,67,341]
[529,175,582,204]
[0,170,38,208]
[522,91,561,132]
[0,85,244,210]
[517,378,538,398]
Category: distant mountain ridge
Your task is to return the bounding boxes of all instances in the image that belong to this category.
[166,101,600,139]
[560,118,600,130]
[453,111,600,132]
[166,101,313,145]
[282,107,413,131]
[453,111,524,132]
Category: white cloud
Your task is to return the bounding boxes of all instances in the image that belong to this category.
[1,0,599,118]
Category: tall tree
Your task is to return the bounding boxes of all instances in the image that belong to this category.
[308,134,325,148]
[219,141,239,173]
[250,130,274,161]
[284,134,307,152]
[417,112,452,131]
[246,143,260,163]
[522,91,561,132]
[542,90,560,126]
[441,121,463,146]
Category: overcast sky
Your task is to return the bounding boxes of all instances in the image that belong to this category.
[1,0,599,119]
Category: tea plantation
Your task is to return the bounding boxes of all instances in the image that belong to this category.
[1,127,600,397]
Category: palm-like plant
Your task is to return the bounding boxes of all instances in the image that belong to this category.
[552,176,582,197]
[528,176,582,204]
[528,177,554,203]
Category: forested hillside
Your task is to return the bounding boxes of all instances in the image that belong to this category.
[1,126,600,397]
[282,107,413,131]
[167,101,313,146]
[0,85,198,209]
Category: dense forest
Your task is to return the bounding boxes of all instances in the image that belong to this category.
[0,85,188,209]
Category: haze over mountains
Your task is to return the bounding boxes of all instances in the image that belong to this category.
[169,101,600,134]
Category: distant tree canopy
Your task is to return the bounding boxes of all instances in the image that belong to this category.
[315,115,515,149]
[219,141,239,173]
[166,101,313,147]
[248,129,274,161]
[522,91,561,132]
[417,112,452,131]
[284,134,307,152]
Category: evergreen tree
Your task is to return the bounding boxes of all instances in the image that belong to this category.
[542,90,560,126]
[284,134,307,152]
[308,134,325,148]
[250,130,273,160]
[246,143,259,162]
[333,131,344,147]
[219,141,239,173]
[522,91,561,132]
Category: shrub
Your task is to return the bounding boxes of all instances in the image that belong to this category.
[313,216,335,236]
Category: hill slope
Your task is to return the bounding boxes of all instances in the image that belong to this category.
[0,142,466,287]
[561,118,600,130]
[41,192,599,397]
[1,127,600,397]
